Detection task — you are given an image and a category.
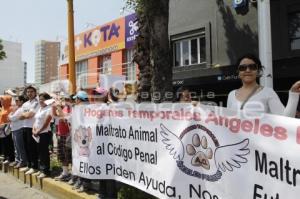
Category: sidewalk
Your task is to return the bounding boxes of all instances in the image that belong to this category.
[0,161,98,199]
[0,172,55,199]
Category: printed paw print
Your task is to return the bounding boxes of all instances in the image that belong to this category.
[186,134,213,170]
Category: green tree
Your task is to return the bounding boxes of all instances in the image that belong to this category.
[0,39,6,60]
[127,0,172,103]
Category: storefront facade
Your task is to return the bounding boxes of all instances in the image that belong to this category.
[59,13,138,91]
[169,0,300,105]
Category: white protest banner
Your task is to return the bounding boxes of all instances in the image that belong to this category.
[72,103,300,199]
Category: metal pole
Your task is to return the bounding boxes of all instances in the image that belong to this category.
[67,0,76,94]
[258,0,273,88]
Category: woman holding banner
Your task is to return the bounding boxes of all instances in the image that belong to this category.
[227,54,300,116]
[53,94,72,182]
[93,87,117,199]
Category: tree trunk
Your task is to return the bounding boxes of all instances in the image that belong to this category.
[133,0,172,103]
[133,9,152,102]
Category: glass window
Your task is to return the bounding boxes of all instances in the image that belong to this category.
[200,37,206,63]
[174,42,180,67]
[182,40,189,66]
[102,55,112,75]
[76,60,88,88]
[172,34,206,67]
[126,49,137,80]
[288,12,300,50]
[191,38,198,64]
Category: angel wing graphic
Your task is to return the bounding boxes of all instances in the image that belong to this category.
[160,124,185,161]
[160,123,250,173]
[214,139,250,172]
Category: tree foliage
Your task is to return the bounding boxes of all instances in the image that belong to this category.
[0,39,6,60]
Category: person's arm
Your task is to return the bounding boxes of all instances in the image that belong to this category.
[283,91,299,117]
[283,81,300,117]
[267,89,285,115]
[34,114,52,135]
[8,108,21,122]
[21,110,36,119]
[20,101,39,120]
[19,110,35,120]
[267,88,299,117]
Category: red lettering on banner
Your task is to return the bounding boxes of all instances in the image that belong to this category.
[84,108,91,116]
[241,120,253,133]
[229,118,241,133]
[297,126,300,144]
[205,113,218,125]
[274,127,288,141]
[204,112,288,142]
[254,119,260,134]
[83,108,123,119]
[260,124,273,137]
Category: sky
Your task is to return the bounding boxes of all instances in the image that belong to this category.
[0,0,127,83]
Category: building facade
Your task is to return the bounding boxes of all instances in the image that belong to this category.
[0,40,24,94]
[169,0,300,105]
[60,1,300,104]
[35,40,60,85]
[59,13,138,92]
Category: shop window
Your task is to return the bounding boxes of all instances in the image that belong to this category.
[288,11,300,50]
[172,34,206,67]
[76,60,88,88]
[101,55,112,75]
[126,49,137,81]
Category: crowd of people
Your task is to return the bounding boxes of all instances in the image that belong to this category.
[0,83,132,197]
[0,54,299,198]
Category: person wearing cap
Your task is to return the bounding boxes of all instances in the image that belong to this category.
[73,90,89,104]
[93,87,108,103]
[70,90,92,192]
[53,94,72,182]
[93,86,117,199]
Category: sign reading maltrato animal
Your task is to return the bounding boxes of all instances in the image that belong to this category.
[72,103,300,199]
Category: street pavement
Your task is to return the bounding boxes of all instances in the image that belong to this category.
[0,172,56,199]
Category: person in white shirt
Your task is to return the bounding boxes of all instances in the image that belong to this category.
[32,92,53,178]
[19,86,39,174]
[8,95,27,168]
[227,54,300,117]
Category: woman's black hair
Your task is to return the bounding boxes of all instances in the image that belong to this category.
[25,85,37,93]
[109,87,119,102]
[39,92,51,100]
[236,53,264,72]
[17,95,27,103]
[176,86,190,102]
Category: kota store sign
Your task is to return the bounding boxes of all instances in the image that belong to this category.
[62,13,137,63]
[72,103,300,199]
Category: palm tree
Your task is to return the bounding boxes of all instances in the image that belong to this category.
[0,39,6,60]
[128,0,172,103]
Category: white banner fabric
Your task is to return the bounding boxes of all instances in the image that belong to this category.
[72,103,300,199]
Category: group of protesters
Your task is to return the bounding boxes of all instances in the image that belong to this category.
[0,53,300,198]
[0,82,135,197]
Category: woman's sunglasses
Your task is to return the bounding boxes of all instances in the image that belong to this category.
[238,64,258,71]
